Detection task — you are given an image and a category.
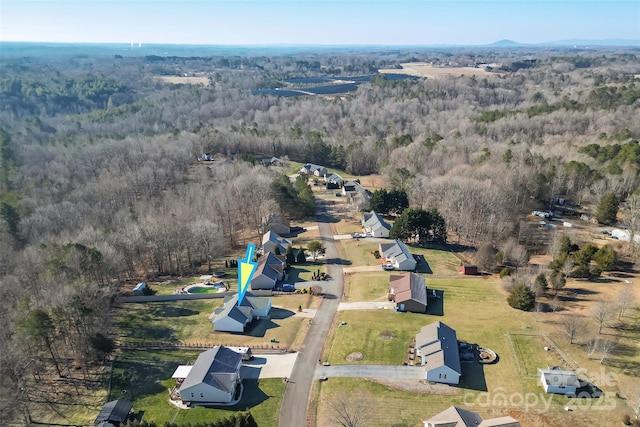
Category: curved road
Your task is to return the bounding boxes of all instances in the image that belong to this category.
[278,200,345,427]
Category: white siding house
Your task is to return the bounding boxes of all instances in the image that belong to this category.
[380,240,417,271]
[362,211,392,238]
[262,230,291,254]
[178,346,243,405]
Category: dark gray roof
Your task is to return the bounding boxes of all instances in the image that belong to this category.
[416,321,461,375]
[180,347,242,393]
[94,400,132,424]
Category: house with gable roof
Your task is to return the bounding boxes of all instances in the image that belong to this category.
[362,210,392,238]
[262,230,291,255]
[324,172,344,189]
[175,346,243,405]
[94,400,133,426]
[250,252,286,290]
[415,321,461,384]
[380,239,417,271]
[389,272,427,313]
[299,163,327,177]
[212,292,272,333]
[424,406,521,427]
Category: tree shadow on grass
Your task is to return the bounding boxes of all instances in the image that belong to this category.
[604,359,640,377]
[111,355,178,401]
[148,305,200,318]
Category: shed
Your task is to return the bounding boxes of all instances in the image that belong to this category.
[460,265,478,275]
[94,400,133,426]
[132,282,148,296]
[538,367,579,395]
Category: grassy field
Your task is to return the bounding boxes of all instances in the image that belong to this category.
[110,350,285,426]
[343,272,390,302]
[338,239,381,266]
[115,295,319,348]
[409,246,462,276]
[509,334,569,377]
[287,262,326,282]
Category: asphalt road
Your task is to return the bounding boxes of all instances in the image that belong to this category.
[278,201,345,427]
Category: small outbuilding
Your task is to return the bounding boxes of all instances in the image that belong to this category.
[538,367,580,395]
[460,265,478,275]
[94,400,133,426]
[132,282,148,296]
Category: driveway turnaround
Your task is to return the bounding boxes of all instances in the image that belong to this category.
[313,364,425,379]
[240,353,298,379]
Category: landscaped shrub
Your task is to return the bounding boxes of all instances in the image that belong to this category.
[507,283,536,311]
[373,250,381,259]
[499,267,511,278]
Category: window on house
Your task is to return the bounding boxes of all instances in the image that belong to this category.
[200,393,204,398]
[190,393,194,398]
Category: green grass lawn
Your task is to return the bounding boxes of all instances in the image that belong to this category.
[287,262,326,282]
[110,350,284,426]
[115,297,314,348]
[343,273,390,302]
[509,334,569,377]
[408,246,462,276]
[338,239,380,266]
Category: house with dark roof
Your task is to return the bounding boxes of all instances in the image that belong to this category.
[389,273,427,313]
[263,213,290,236]
[299,163,327,177]
[262,230,291,254]
[212,292,272,333]
[175,346,243,405]
[94,400,133,426]
[362,210,392,238]
[538,367,580,395]
[324,172,344,189]
[415,321,461,384]
[380,239,417,271]
[251,252,286,290]
[424,406,521,427]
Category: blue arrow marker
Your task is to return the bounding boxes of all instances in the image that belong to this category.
[238,244,258,306]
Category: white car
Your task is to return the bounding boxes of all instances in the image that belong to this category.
[382,264,395,271]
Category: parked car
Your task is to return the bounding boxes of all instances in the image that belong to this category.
[382,264,395,271]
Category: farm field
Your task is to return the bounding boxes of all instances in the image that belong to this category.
[379,62,496,79]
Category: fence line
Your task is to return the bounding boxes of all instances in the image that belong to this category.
[116,341,288,353]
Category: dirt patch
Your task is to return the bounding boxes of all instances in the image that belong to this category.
[379,63,497,79]
[346,352,364,362]
[379,330,396,340]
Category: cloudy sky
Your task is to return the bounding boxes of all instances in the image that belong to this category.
[1,0,638,45]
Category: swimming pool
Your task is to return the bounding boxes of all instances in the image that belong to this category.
[187,284,224,294]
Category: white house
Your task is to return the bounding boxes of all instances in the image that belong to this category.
[415,321,461,385]
[250,252,286,290]
[262,230,291,254]
[212,292,272,332]
[538,367,580,395]
[299,163,327,177]
[424,406,521,427]
[379,240,417,271]
[362,210,392,238]
[176,346,243,405]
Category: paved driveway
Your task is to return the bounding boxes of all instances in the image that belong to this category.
[240,353,299,379]
[338,301,395,311]
[314,364,425,379]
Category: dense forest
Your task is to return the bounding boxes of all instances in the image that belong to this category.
[0,44,639,423]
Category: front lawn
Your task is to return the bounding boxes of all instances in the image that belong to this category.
[343,272,390,302]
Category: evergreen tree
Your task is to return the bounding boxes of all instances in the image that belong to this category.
[597,192,619,224]
[507,283,536,311]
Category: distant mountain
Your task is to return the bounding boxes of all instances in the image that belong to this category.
[485,38,639,47]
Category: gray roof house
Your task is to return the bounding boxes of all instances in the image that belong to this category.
[380,239,417,271]
[538,367,580,395]
[415,321,461,384]
[389,273,427,313]
[362,210,392,238]
[94,400,133,426]
[424,406,521,427]
[300,163,327,177]
[250,252,286,290]
[263,213,290,236]
[342,181,371,211]
[324,172,344,189]
[262,230,291,255]
[177,346,243,405]
[213,292,272,333]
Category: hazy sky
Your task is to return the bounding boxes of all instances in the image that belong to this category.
[1,0,639,45]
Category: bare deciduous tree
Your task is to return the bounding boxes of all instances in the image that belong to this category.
[561,314,587,344]
[592,300,614,334]
[599,339,617,364]
[616,283,636,320]
[584,337,599,359]
[327,390,370,427]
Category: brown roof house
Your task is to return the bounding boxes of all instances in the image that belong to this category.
[389,273,427,313]
[415,321,461,384]
[250,252,286,290]
[424,406,521,427]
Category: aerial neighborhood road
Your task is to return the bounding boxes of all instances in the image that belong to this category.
[278,200,345,427]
